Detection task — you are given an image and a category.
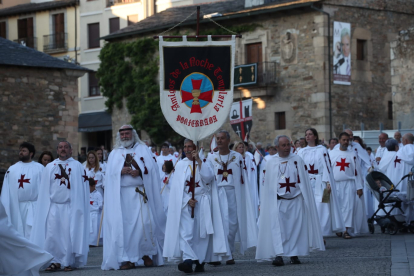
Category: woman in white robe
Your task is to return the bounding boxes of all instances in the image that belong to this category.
[84,151,104,196]
[298,128,345,239]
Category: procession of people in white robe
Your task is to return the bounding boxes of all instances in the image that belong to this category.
[2,128,414,274]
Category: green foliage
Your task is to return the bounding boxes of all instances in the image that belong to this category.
[97,24,261,145]
[97,38,180,144]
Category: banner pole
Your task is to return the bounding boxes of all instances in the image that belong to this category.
[196,6,200,41]
[191,141,198,218]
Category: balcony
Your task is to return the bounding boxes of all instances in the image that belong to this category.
[43,32,67,54]
[234,62,277,97]
[107,0,140,7]
[14,37,37,50]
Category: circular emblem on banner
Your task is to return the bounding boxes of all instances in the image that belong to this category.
[180,73,214,114]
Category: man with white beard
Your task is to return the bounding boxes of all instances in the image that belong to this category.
[1,142,43,240]
[164,139,231,273]
[31,141,90,272]
[256,135,324,266]
[330,132,368,238]
[101,125,166,270]
[203,130,257,265]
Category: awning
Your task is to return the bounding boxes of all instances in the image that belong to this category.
[78,111,112,132]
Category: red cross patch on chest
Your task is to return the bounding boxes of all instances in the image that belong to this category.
[279,177,296,193]
[336,158,350,171]
[18,174,30,189]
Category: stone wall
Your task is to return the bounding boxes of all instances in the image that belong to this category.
[325,1,414,135]
[390,27,414,129]
[0,66,84,185]
[110,1,414,149]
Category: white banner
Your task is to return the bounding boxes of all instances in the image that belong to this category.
[229,99,253,140]
[333,21,351,85]
[159,36,235,142]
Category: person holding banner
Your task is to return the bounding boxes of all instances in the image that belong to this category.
[233,141,260,221]
[101,125,166,270]
[256,135,325,266]
[204,130,257,265]
[164,139,231,273]
[298,128,345,240]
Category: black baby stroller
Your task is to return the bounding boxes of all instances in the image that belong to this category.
[366,171,414,235]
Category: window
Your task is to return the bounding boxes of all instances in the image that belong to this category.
[0,22,6,38]
[17,17,34,48]
[89,72,100,96]
[109,17,120,34]
[356,39,366,61]
[388,101,393,120]
[275,112,286,130]
[52,13,65,49]
[246,42,262,82]
[127,14,138,26]
[88,23,100,48]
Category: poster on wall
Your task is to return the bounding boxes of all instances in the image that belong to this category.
[333,21,351,85]
[229,99,253,141]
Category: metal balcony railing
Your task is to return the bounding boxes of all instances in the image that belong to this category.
[14,37,37,50]
[43,32,67,53]
[257,61,277,86]
[107,0,139,7]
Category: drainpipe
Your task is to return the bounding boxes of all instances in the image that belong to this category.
[75,1,78,64]
[311,4,332,138]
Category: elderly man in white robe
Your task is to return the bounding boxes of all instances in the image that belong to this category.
[30,141,90,272]
[375,133,389,165]
[330,132,368,238]
[204,130,257,265]
[101,125,166,270]
[164,139,231,273]
[0,200,53,276]
[256,135,324,266]
[1,142,43,240]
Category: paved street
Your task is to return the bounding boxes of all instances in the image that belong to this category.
[39,227,414,276]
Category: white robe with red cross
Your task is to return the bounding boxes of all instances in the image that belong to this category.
[329,149,368,234]
[256,153,324,260]
[89,189,103,246]
[30,157,90,268]
[1,161,44,240]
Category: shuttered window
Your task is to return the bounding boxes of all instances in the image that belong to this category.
[127,14,138,26]
[246,43,263,83]
[109,17,120,34]
[18,17,33,39]
[0,22,6,38]
[88,23,100,49]
[275,112,286,130]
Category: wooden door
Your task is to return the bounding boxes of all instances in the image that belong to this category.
[246,43,263,83]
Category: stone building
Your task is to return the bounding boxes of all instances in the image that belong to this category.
[0,37,89,186]
[390,26,414,129]
[102,0,414,147]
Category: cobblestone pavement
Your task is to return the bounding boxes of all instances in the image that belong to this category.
[40,225,408,276]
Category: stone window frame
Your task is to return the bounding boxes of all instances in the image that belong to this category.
[17,13,36,40]
[237,29,269,66]
[49,9,68,37]
[351,27,372,82]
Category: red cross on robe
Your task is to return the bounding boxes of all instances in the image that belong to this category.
[217,164,233,182]
[308,164,319,174]
[54,173,67,186]
[279,177,296,193]
[18,174,30,189]
[181,79,213,114]
[185,176,200,194]
[336,158,350,171]
[394,156,402,168]
[90,201,94,205]
[82,170,89,182]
